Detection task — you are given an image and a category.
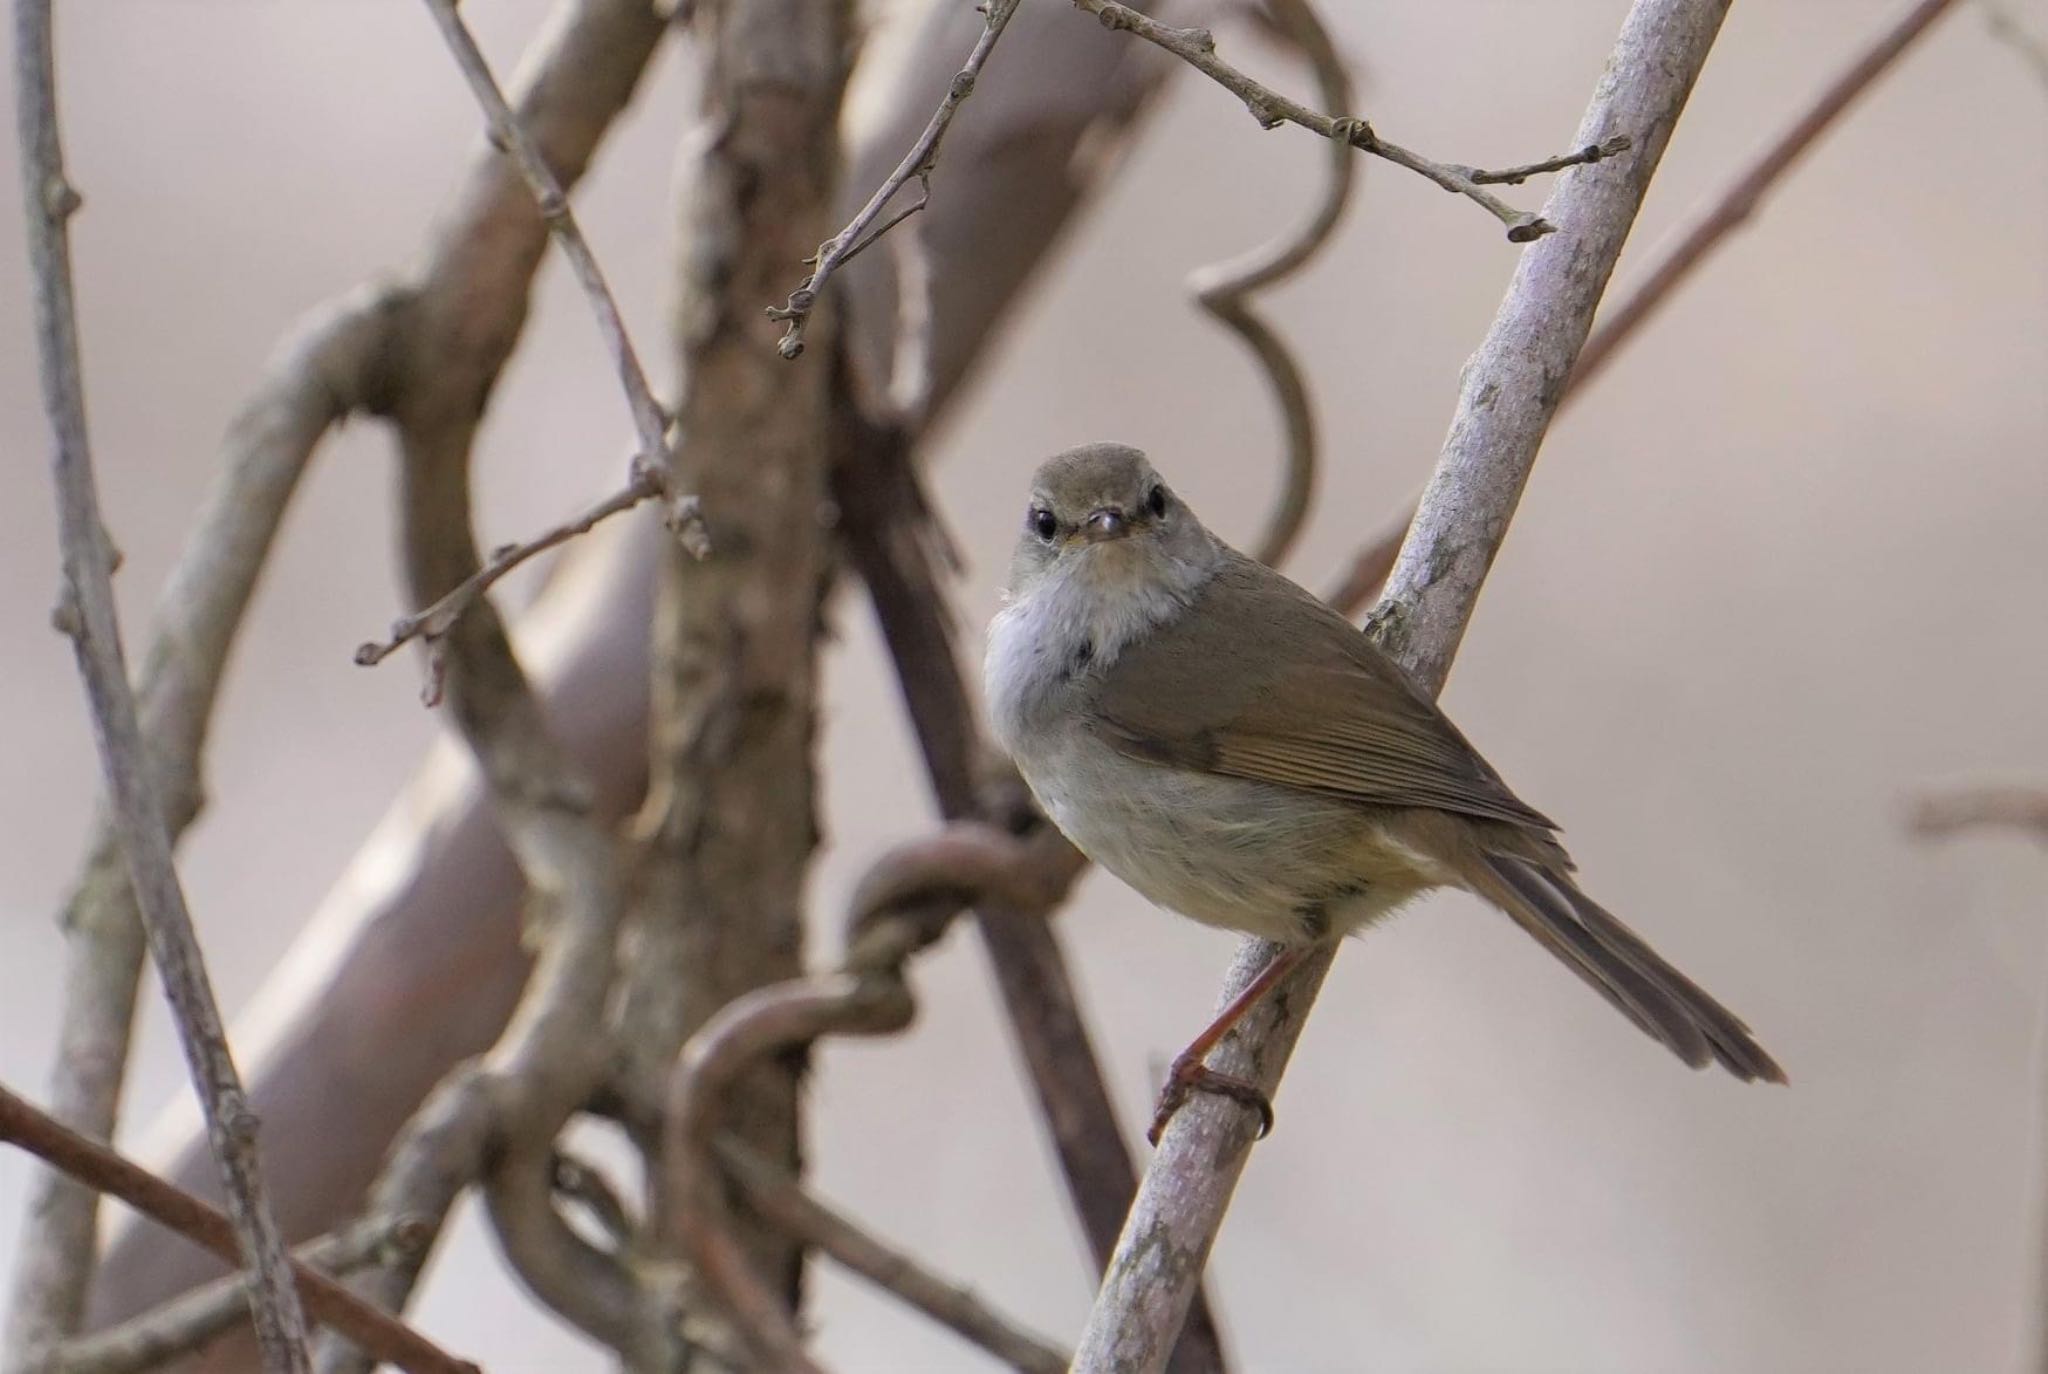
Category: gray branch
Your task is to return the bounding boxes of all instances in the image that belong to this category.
[13,2,312,1369]
[1070,2,1736,1369]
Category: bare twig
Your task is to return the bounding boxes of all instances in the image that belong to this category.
[1189,0,1355,569]
[1466,135,1635,185]
[663,822,1076,1374]
[14,5,311,1367]
[1322,0,1961,617]
[716,1140,1067,1374]
[1908,786,2048,846]
[55,1216,427,1374]
[769,0,1022,358]
[0,1087,473,1374]
[1073,3,1736,1369]
[353,467,660,688]
[417,0,690,515]
[1072,0,1613,240]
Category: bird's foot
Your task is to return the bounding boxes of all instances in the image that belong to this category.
[1147,1052,1274,1146]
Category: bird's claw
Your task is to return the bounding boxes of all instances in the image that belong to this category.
[1147,1053,1274,1146]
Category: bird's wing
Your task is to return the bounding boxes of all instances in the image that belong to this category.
[1086,552,1558,833]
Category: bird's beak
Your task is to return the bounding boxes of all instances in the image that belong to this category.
[1081,507,1129,543]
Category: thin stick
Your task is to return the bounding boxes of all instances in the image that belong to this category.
[13,5,312,1368]
[769,0,1022,359]
[54,1216,426,1374]
[354,467,661,687]
[416,0,702,537]
[717,1141,1068,1374]
[1073,0,1628,241]
[1324,0,1962,617]
[1073,3,1735,1369]
[0,1087,474,1374]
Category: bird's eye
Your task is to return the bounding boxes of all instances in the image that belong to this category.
[1030,507,1058,541]
[1146,484,1168,518]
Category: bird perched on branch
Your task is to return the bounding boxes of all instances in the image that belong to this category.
[984,443,1783,1144]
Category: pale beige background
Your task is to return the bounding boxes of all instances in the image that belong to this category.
[4,2,2046,1371]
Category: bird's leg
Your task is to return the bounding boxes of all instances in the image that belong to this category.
[1149,944,1311,1145]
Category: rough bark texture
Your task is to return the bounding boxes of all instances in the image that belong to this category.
[616,0,851,1328]
[1071,2,1735,1370]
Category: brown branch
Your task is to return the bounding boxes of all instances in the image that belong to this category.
[1074,2,1735,1368]
[769,0,1022,359]
[353,467,659,693]
[1072,0,1612,240]
[716,1140,1068,1374]
[663,822,1076,1374]
[14,5,312,1367]
[1907,786,2048,846]
[55,1216,427,1374]
[1322,0,1961,617]
[1466,135,1634,185]
[0,1087,473,1374]
[830,406,1232,1373]
[1189,0,1356,569]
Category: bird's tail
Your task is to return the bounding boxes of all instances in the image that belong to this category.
[1468,851,1786,1084]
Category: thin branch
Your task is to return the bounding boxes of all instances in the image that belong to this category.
[1073,3,1735,1368]
[768,0,1022,359]
[55,1216,428,1374]
[1072,0,1612,240]
[1188,0,1356,569]
[353,466,661,693]
[0,1087,473,1374]
[663,823,1075,1374]
[1907,785,2048,846]
[1466,135,1634,185]
[1321,0,1961,617]
[14,4,311,1367]
[716,1140,1067,1374]
[417,0,686,507]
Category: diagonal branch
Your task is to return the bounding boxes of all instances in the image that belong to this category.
[0,1087,471,1374]
[14,3,311,1367]
[1073,0,1631,240]
[769,0,1023,359]
[1073,2,1736,1369]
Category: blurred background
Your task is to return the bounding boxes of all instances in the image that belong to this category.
[2,1,2044,1370]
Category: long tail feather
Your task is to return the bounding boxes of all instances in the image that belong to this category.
[1476,853,1786,1084]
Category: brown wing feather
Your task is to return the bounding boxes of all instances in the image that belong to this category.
[1086,551,1558,833]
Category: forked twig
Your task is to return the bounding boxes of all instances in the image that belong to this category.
[770,0,1023,358]
[1073,0,1631,240]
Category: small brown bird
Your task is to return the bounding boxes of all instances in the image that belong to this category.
[984,444,1784,1143]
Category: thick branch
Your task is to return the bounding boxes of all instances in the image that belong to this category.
[15,4,310,1367]
[0,1087,471,1374]
[1073,3,1735,1369]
